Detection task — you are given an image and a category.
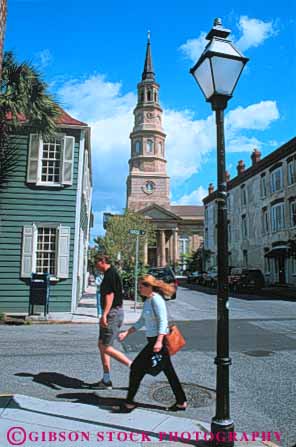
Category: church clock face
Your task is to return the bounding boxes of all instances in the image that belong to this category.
[143,181,155,194]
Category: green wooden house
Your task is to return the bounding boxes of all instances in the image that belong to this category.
[0,109,92,316]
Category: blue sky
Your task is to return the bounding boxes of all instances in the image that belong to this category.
[6,0,296,240]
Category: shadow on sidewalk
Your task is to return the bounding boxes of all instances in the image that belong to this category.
[15,372,91,391]
[57,391,166,412]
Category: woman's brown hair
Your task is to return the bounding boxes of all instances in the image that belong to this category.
[140,274,175,298]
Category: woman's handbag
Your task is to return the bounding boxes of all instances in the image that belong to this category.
[151,297,186,356]
[165,324,186,356]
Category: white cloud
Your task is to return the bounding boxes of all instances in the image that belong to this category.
[165,110,215,180]
[236,16,277,51]
[227,101,279,131]
[179,32,207,63]
[172,186,208,205]
[34,49,53,69]
[226,135,263,153]
[179,16,277,63]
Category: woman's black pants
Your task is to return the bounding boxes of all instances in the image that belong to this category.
[126,337,186,404]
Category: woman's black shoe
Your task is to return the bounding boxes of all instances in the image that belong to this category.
[166,403,187,412]
[112,403,136,413]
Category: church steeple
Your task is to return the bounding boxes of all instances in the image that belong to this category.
[142,31,155,81]
[126,34,170,212]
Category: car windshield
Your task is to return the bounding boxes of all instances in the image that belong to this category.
[148,269,174,279]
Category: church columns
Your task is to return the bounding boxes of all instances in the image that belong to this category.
[173,229,179,267]
[160,230,166,267]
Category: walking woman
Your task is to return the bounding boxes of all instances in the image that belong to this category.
[116,274,187,413]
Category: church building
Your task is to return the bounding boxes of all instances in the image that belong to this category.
[126,35,204,268]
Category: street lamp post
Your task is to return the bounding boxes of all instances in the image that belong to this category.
[190,18,249,446]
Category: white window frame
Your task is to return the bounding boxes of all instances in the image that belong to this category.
[21,224,70,279]
[270,167,283,194]
[146,139,154,153]
[241,185,247,206]
[241,215,248,239]
[287,158,296,186]
[271,202,285,232]
[290,201,296,227]
[261,208,269,234]
[27,133,74,187]
[260,174,267,198]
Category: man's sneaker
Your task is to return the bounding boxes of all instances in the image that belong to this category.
[91,380,113,390]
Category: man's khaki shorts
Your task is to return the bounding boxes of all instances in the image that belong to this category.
[99,307,124,346]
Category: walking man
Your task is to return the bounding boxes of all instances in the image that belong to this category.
[94,254,131,389]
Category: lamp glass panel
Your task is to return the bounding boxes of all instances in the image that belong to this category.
[193,57,214,99]
[211,56,244,96]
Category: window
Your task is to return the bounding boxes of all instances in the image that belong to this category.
[260,174,267,198]
[135,141,141,155]
[154,92,157,102]
[290,201,296,227]
[242,215,248,239]
[270,167,283,193]
[288,159,296,185]
[21,225,70,279]
[158,142,162,155]
[271,202,285,232]
[140,90,144,102]
[27,134,75,186]
[261,208,269,234]
[291,257,296,275]
[41,137,62,183]
[147,90,152,101]
[147,139,153,153]
[241,185,247,206]
[36,227,57,275]
[243,250,248,267]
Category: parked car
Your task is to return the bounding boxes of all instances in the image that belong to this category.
[202,269,218,288]
[147,266,178,300]
[228,268,265,292]
[187,271,206,284]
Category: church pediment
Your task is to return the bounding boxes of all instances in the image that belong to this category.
[138,204,180,220]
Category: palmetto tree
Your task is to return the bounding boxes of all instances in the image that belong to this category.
[0,51,60,188]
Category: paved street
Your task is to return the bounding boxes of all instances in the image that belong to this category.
[0,287,295,447]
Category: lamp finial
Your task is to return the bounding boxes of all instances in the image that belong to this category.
[214,18,222,27]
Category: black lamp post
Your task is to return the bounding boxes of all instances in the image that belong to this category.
[190,18,249,446]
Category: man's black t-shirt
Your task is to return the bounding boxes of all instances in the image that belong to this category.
[100,266,123,309]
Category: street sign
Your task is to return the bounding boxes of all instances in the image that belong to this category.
[128,229,146,235]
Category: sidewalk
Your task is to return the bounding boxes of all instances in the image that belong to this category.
[0,394,279,447]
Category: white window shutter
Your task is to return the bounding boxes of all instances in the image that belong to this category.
[27,134,41,183]
[57,226,71,278]
[21,225,37,277]
[61,136,75,185]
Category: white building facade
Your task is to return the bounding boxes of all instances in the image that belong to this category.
[203,138,296,286]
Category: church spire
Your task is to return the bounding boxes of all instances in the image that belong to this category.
[142,31,155,81]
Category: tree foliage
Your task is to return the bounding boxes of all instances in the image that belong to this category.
[93,210,156,270]
[0,51,60,189]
